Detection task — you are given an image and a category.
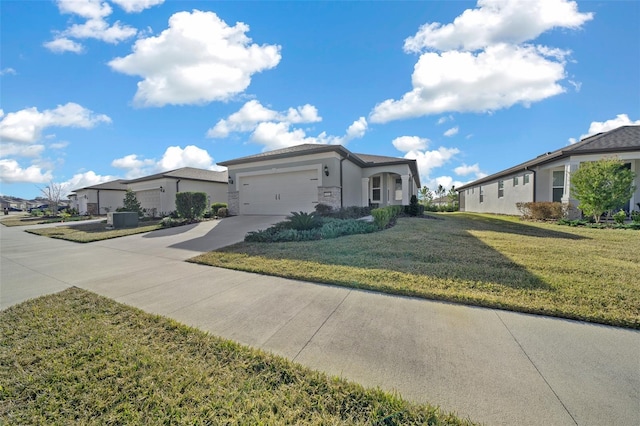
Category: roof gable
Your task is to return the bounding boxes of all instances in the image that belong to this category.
[125,167,228,184]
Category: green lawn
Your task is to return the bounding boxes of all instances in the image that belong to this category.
[190,213,640,328]
[25,220,162,242]
[0,214,95,227]
[0,288,472,425]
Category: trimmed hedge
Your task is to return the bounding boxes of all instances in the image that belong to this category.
[245,218,377,242]
[516,202,567,220]
[371,205,404,229]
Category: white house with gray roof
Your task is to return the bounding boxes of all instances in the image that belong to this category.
[457,126,640,218]
[219,144,420,216]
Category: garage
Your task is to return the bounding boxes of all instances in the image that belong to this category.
[239,169,319,215]
[137,189,161,217]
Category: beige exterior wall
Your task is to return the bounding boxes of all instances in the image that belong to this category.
[74,189,126,215]
[129,178,228,216]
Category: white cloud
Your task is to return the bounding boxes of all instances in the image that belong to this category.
[65,170,117,193]
[208,100,366,151]
[371,0,592,123]
[207,100,320,138]
[370,44,566,122]
[0,159,52,183]
[393,136,460,183]
[437,115,453,125]
[111,0,164,13]
[404,0,593,52]
[0,143,46,158]
[444,126,459,137]
[0,103,111,143]
[64,18,137,44]
[112,145,224,179]
[109,10,281,107]
[57,0,111,20]
[392,136,429,152]
[43,37,84,54]
[454,163,481,176]
[45,0,137,54]
[570,114,640,144]
[0,68,17,76]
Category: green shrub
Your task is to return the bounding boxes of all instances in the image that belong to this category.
[122,189,143,217]
[407,195,420,216]
[613,210,627,225]
[326,206,371,219]
[631,211,640,224]
[211,202,227,215]
[244,217,378,242]
[371,205,403,229]
[314,203,334,216]
[161,217,188,228]
[175,192,207,220]
[286,211,322,230]
[217,207,228,218]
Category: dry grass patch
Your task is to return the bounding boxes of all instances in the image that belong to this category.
[0,288,472,425]
[190,213,640,328]
[25,220,162,243]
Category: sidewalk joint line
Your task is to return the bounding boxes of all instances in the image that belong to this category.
[292,290,352,362]
[495,311,579,426]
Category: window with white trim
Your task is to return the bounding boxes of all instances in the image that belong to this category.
[372,176,381,202]
[479,186,484,203]
[498,180,504,198]
[513,176,519,186]
[552,171,564,202]
[523,174,530,184]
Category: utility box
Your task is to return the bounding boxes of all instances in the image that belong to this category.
[107,212,139,229]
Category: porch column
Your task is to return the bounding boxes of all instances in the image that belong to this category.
[401,174,410,205]
[361,178,369,207]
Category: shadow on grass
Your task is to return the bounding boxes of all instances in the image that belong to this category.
[212,214,575,291]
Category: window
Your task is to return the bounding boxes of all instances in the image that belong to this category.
[498,180,504,198]
[552,170,564,202]
[513,176,519,186]
[472,187,475,194]
[523,174,530,184]
[479,186,484,203]
[372,176,381,202]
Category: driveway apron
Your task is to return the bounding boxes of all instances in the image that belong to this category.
[1,217,638,426]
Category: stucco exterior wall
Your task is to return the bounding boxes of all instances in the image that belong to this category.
[461,172,534,215]
[74,189,126,215]
[341,160,362,207]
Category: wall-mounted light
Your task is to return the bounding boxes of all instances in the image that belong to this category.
[324,165,329,176]
[159,186,165,192]
[228,177,234,185]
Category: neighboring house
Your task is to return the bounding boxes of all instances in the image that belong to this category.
[70,180,128,215]
[218,143,420,216]
[457,125,640,217]
[124,167,228,217]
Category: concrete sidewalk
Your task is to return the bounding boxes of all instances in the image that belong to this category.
[1,217,638,425]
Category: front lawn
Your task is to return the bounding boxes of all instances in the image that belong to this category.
[0,288,471,425]
[190,213,640,328]
[26,220,162,242]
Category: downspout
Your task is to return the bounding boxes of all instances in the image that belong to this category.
[97,190,100,215]
[176,179,181,193]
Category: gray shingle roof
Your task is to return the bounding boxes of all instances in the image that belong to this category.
[72,179,128,192]
[457,125,640,191]
[218,143,420,186]
[125,167,228,184]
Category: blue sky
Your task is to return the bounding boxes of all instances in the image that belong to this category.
[1,0,639,200]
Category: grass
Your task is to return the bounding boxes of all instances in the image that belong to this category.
[0,214,95,227]
[190,213,640,329]
[25,220,162,242]
[0,288,472,425]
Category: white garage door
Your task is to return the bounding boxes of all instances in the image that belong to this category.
[239,169,319,215]
[137,189,161,216]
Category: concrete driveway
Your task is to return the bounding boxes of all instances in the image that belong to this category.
[1,215,638,426]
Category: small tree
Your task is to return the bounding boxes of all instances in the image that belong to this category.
[418,186,433,207]
[175,192,207,220]
[447,186,458,208]
[407,195,420,216]
[570,158,636,223]
[122,189,143,216]
[435,184,446,206]
[39,181,64,214]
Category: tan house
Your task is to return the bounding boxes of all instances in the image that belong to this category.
[219,144,420,216]
[70,167,228,216]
